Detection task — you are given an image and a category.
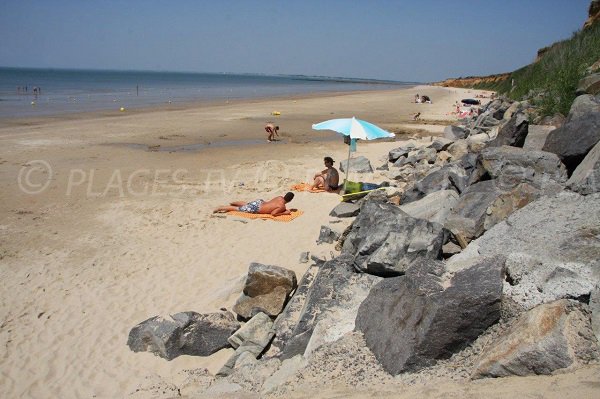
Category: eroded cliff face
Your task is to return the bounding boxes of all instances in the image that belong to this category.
[584,0,600,29]
[432,73,510,88]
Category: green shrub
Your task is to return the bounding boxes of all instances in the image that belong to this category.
[473,22,600,116]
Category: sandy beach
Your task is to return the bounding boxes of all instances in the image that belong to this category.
[2,85,597,398]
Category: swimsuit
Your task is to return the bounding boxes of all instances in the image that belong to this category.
[239,199,264,213]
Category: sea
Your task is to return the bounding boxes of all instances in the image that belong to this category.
[0,67,412,119]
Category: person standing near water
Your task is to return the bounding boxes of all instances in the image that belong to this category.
[265,122,279,142]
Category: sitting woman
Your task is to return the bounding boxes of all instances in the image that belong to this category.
[310,156,340,192]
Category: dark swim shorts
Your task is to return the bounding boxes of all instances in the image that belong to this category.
[238,199,264,213]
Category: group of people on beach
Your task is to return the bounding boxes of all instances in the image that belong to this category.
[213,156,340,215]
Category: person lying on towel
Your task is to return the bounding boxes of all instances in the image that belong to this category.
[213,192,295,216]
[310,156,340,192]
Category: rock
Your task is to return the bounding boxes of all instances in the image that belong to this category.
[228,312,273,349]
[538,114,566,129]
[233,263,297,319]
[428,137,454,151]
[397,147,437,166]
[444,125,468,140]
[576,72,600,95]
[329,201,360,218]
[127,311,240,360]
[449,192,600,311]
[483,183,541,231]
[479,146,568,191]
[523,125,556,151]
[218,312,275,376]
[488,112,529,147]
[299,251,309,263]
[262,355,307,394]
[435,150,452,165]
[276,256,382,359]
[591,286,600,343]
[503,102,520,120]
[317,225,340,244]
[342,200,447,277]
[466,133,491,145]
[401,163,470,204]
[442,241,463,257]
[356,256,504,375]
[340,156,373,173]
[447,139,469,159]
[400,189,459,225]
[388,146,412,162]
[266,264,320,358]
[567,139,600,195]
[473,300,599,378]
[543,95,600,174]
[444,180,505,241]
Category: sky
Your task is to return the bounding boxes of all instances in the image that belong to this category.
[0,0,592,82]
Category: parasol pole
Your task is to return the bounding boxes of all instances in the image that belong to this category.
[343,139,352,193]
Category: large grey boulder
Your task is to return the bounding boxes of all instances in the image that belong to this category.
[356,256,504,375]
[428,137,454,151]
[275,256,382,360]
[329,201,360,218]
[448,192,600,311]
[340,156,373,173]
[444,125,468,140]
[543,95,600,173]
[341,200,447,277]
[473,300,599,378]
[401,163,470,204]
[388,146,413,163]
[523,125,556,151]
[444,180,505,241]
[218,312,274,376]
[567,139,600,195]
[576,72,600,95]
[400,189,459,225]
[488,112,529,147]
[233,263,297,319]
[395,147,437,166]
[478,146,568,191]
[127,311,240,360]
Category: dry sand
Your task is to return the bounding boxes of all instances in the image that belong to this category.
[1,85,597,398]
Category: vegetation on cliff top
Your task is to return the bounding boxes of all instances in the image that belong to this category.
[469,21,600,116]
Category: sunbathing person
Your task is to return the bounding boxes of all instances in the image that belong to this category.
[311,156,340,192]
[213,192,295,216]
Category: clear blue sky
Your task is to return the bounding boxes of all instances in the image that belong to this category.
[0,0,592,82]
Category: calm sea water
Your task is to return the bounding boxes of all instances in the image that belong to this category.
[0,67,411,118]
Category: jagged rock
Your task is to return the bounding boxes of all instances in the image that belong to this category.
[591,286,600,343]
[218,312,274,376]
[444,180,505,241]
[435,150,452,165]
[395,147,437,166]
[538,114,565,129]
[466,133,491,146]
[567,139,600,195]
[447,140,469,159]
[340,156,373,173]
[341,200,447,276]
[543,95,600,173]
[444,125,468,140]
[478,146,568,191]
[233,263,297,319]
[428,137,454,151]
[488,112,529,147]
[262,355,307,394]
[356,256,504,375]
[317,225,340,244]
[523,125,556,151]
[503,102,520,120]
[401,163,470,204]
[483,183,541,231]
[442,241,463,257]
[399,189,459,225]
[329,201,360,218]
[449,192,600,311]
[576,72,600,95]
[127,311,240,360]
[473,300,599,378]
[276,256,382,359]
[388,146,412,162]
[266,264,320,358]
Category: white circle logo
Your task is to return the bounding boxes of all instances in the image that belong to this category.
[18,160,53,194]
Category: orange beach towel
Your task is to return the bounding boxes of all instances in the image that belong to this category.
[224,209,304,222]
[291,182,325,193]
